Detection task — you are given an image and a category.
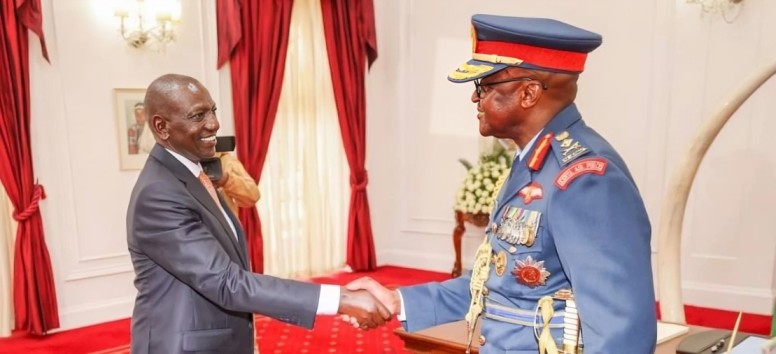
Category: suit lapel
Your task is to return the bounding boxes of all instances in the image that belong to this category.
[150,145,248,268]
[220,194,249,265]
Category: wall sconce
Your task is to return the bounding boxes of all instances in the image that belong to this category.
[114,0,181,50]
[686,0,744,23]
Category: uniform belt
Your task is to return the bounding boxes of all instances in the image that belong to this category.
[484,299,565,328]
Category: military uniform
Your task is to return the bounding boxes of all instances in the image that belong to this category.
[399,15,657,354]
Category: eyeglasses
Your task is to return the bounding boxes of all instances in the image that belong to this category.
[473,77,549,99]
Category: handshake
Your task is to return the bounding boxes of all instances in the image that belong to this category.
[336,277,401,330]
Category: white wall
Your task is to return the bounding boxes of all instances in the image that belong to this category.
[18,0,776,332]
[368,0,776,315]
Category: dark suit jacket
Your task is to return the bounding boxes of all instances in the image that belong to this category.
[127,145,321,354]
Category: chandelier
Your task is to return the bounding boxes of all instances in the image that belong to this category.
[686,0,744,23]
[114,0,181,50]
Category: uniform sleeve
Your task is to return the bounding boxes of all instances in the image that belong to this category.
[131,180,320,328]
[220,153,261,207]
[549,159,657,353]
[398,274,472,332]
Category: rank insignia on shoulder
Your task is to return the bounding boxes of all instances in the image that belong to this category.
[560,139,588,164]
[512,255,550,288]
[552,131,590,166]
[554,157,608,190]
[517,182,543,204]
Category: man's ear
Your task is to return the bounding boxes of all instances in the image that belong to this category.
[520,82,543,108]
[151,115,170,140]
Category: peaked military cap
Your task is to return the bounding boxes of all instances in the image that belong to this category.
[448,14,603,82]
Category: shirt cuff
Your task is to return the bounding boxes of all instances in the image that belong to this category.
[396,289,407,321]
[316,284,341,315]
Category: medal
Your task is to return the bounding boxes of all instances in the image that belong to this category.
[500,207,541,247]
[512,255,550,288]
[494,251,507,276]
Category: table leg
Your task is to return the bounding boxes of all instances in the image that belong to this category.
[452,211,466,278]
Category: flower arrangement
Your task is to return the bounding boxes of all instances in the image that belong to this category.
[454,143,513,215]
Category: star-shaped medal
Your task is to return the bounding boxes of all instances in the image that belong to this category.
[512,255,550,288]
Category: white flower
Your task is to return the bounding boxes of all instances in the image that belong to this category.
[454,148,513,214]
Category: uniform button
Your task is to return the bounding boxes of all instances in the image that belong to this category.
[482,287,489,296]
[479,335,486,345]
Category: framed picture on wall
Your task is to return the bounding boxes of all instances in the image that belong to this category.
[114,88,152,170]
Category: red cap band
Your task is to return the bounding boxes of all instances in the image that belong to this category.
[477,40,588,72]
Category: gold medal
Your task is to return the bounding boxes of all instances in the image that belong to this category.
[524,229,536,247]
[495,251,507,276]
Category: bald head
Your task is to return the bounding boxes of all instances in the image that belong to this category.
[144,73,220,162]
[144,74,205,121]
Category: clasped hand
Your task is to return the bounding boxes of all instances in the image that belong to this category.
[337,277,400,330]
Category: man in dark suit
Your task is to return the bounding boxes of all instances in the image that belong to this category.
[126,73,389,354]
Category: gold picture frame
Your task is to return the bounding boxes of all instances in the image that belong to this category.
[113,88,152,170]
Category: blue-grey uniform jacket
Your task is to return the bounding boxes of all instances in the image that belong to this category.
[400,104,657,353]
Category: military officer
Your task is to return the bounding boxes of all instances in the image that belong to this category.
[345,14,657,353]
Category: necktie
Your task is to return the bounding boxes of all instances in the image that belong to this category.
[198,171,220,205]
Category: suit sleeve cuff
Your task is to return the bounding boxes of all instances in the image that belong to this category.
[397,289,407,321]
[316,284,341,315]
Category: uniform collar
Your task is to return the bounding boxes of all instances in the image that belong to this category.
[543,103,582,133]
[519,103,582,171]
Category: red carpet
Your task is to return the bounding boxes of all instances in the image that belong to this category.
[0,266,448,354]
[0,266,772,354]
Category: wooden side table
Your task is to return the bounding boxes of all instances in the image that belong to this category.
[451,211,489,278]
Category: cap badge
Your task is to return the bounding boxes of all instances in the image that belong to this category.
[449,63,494,81]
[512,255,550,288]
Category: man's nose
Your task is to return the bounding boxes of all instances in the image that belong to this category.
[205,112,220,131]
[471,89,480,103]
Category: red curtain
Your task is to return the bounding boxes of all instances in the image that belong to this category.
[216,0,293,274]
[0,0,58,335]
[321,0,378,271]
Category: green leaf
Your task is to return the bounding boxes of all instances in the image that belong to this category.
[458,158,473,170]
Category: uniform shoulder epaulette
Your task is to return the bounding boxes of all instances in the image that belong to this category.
[551,130,607,190]
[550,130,591,167]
